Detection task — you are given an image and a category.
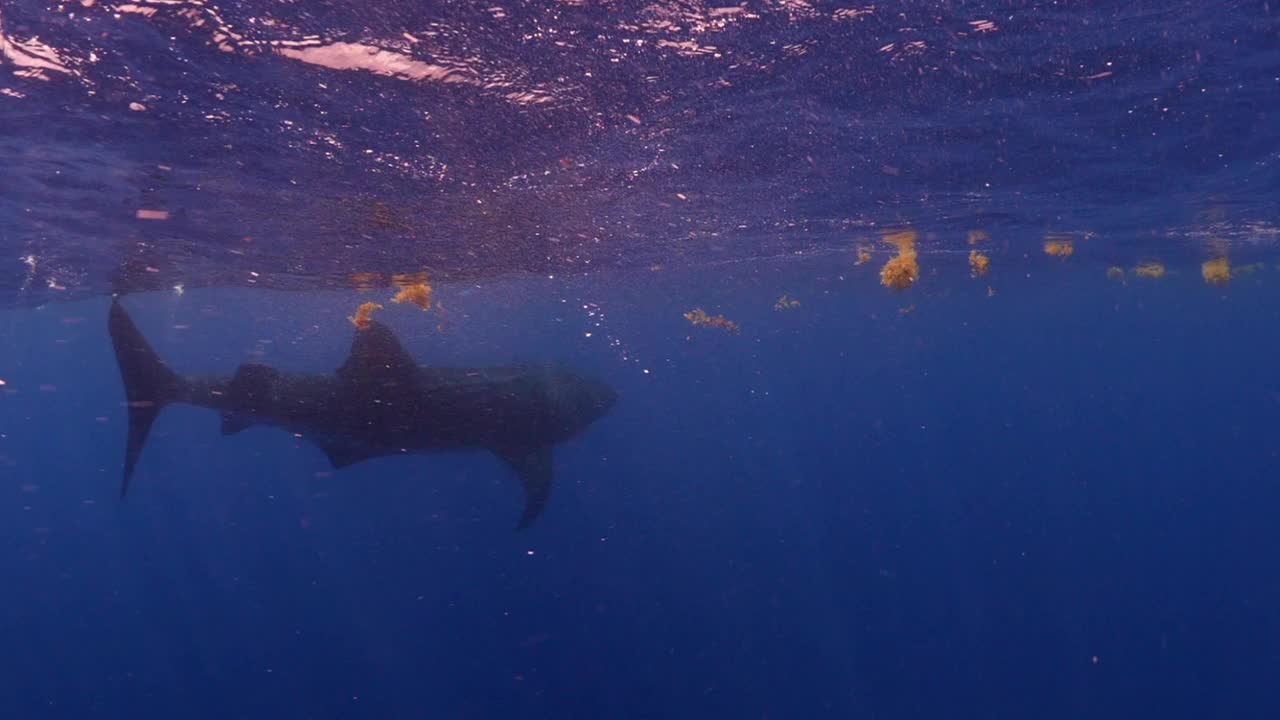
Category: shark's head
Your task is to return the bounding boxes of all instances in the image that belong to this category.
[543,363,618,436]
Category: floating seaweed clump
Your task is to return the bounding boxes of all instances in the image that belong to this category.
[392,282,433,311]
[348,272,384,291]
[391,271,430,286]
[879,230,918,290]
[880,254,918,290]
[1134,262,1165,279]
[349,302,383,330]
[883,230,915,252]
[684,308,739,333]
[369,199,412,231]
[1043,238,1074,257]
[1202,257,1231,286]
[774,295,800,311]
[968,250,989,277]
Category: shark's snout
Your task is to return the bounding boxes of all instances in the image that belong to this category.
[591,378,619,416]
[571,373,618,424]
[545,364,618,433]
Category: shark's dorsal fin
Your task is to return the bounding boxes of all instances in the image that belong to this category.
[492,445,554,530]
[221,363,277,435]
[337,321,418,390]
[229,362,278,385]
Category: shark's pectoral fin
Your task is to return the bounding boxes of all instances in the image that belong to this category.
[491,445,554,530]
[220,413,252,435]
[316,438,379,469]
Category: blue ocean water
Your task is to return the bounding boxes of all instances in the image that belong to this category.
[3,0,1280,718]
[5,260,1280,718]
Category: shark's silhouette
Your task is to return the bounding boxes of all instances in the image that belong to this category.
[108,298,617,528]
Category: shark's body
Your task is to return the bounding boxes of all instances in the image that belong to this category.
[109,298,617,528]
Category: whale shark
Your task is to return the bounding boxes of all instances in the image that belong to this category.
[108,298,618,528]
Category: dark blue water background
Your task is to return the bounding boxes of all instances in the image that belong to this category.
[5,258,1280,718]
[3,0,1280,718]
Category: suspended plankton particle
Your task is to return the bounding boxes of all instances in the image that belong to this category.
[968,250,990,277]
[967,230,989,245]
[1133,261,1165,279]
[854,245,873,265]
[1043,238,1074,257]
[349,302,383,330]
[1106,266,1125,281]
[1202,257,1231,286]
[684,308,739,333]
[135,209,169,220]
[879,230,918,290]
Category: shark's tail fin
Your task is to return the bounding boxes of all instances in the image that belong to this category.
[108,297,186,497]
